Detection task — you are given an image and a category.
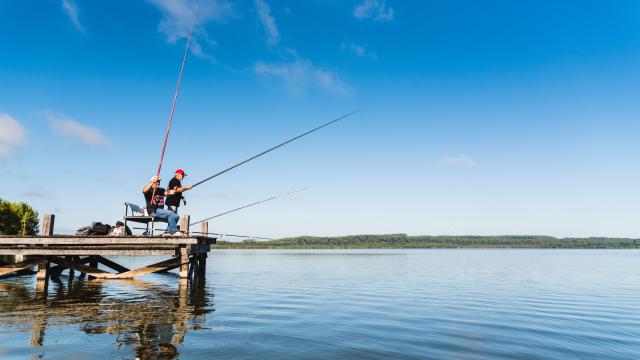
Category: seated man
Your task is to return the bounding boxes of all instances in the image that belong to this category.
[143,176,181,235]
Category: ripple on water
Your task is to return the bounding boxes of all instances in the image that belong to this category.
[0,250,639,359]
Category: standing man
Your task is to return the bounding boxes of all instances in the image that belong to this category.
[166,169,192,214]
[143,176,181,235]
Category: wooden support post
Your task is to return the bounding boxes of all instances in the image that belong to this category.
[40,214,55,236]
[33,214,55,292]
[35,260,50,295]
[180,214,190,235]
[200,221,208,237]
[66,256,74,279]
[178,246,189,278]
[88,256,98,280]
[197,222,208,278]
[198,253,207,277]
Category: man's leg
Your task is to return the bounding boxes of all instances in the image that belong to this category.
[166,210,179,233]
[155,209,178,233]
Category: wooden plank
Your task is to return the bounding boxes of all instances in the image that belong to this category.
[0,237,200,245]
[41,214,55,236]
[189,244,210,254]
[179,215,190,235]
[0,258,47,277]
[0,249,176,256]
[114,258,182,279]
[36,260,49,280]
[48,257,118,279]
[198,253,207,276]
[96,256,130,273]
[200,221,208,238]
[196,236,216,245]
[177,246,189,278]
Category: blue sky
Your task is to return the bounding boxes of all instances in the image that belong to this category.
[1,0,639,238]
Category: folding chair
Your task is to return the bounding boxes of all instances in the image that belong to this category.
[123,202,167,236]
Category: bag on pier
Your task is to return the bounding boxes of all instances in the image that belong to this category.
[74,222,112,236]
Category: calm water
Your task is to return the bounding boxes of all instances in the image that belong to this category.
[0,249,639,359]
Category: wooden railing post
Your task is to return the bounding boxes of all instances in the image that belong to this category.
[179,214,190,235]
[200,221,208,237]
[40,214,55,237]
[36,214,54,294]
[198,221,209,277]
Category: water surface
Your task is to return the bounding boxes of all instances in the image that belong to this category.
[1,249,639,359]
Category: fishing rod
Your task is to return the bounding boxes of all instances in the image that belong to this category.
[190,231,273,241]
[191,109,361,188]
[155,19,195,178]
[190,188,308,226]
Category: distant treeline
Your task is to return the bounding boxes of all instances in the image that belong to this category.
[213,234,640,249]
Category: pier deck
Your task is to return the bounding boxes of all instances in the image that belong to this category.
[0,214,215,288]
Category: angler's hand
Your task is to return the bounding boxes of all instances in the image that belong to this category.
[185,185,192,190]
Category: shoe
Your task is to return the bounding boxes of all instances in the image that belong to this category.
[172,231,185,236]
[161,232,174,237]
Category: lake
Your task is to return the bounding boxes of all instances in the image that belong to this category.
[1,249,639,359]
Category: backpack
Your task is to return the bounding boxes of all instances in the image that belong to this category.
[75,222,112,236]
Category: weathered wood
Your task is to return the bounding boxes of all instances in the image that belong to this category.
[189,244,210,254]
[0,249,177,256]
[179,215,190,235]
[41,214,55,236]
[48,257,118,279]
[36,260,49,280]
[0,213,214,284]
[95,256,130,273]
[200,221,208,237]
[198,253,207,277]
[0,236,201,245]
[0,258,47,277]
[178,246,189,278]
[114,258,183,279]
[88,256,99,280]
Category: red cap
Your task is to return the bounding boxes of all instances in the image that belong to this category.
[175,169,187,176]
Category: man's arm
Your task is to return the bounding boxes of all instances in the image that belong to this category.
[143,176,159,193]
[174,184,192,193]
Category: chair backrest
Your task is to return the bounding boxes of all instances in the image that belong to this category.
[125,202,145,216]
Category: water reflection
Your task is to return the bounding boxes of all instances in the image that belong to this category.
[0,276,213,359]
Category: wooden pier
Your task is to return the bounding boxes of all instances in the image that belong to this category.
[0,214,216,290]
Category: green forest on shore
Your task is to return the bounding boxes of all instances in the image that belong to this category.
[214,234,640,249]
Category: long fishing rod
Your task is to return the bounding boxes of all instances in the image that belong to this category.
[190,231,273,241]
[155,16,195,179]
[191,109,361,188]
[191,188,308,226]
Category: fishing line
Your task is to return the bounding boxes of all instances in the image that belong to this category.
[191,109,361,188]
[190,188,308,226]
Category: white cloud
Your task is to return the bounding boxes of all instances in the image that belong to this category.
[148,0,235,57]
[254,58,349,96]
[45,112,110,147]
[441,156,477,169]
[340,42,377,59]
[255,0,280,45]
[61,0,86,33]
[353,0,394,22]
[0,113,26,157]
